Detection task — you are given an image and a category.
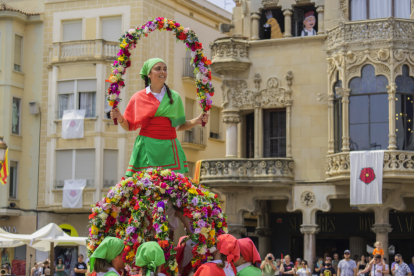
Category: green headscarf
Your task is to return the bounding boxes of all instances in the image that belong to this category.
[135,242,165,276]
[140,58,166,84]
[90,237,124,272]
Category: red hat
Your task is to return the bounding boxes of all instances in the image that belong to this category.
[304,11,315,20]
[238,238,261,264]
[217,234,240,264]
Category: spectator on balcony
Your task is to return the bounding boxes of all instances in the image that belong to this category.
[301,11,316,36]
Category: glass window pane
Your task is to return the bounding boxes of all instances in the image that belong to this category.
[369,0,391,19]
[79,92,96,118]
[396,65,414,94]
[334,99,342,152]
[63,20,82,41]
[405,95,414,150]
[370,123,389,150]
[12,98,21,135]
[370,94,388,123]
[14,35,22,68]
[350,124,370,150]
[58,94,74,119]
[101,16,122,41]
[351,0,367,20]
[350,95,369,124]
[9,161,18,198]
[350,65,389,94]
[396,94,405,149]
[394,0,411,18]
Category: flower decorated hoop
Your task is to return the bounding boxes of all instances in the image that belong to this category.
[87,168,228,276]
[106,17,214,126]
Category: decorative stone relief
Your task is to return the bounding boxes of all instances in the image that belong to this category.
[228,225,246,235]
[377,49,390,61]
[340,0,348,21]
[346,51,357,64]
[301,191,316,207]
[200,158,294,180]
[300,225,320,235]
[394,49,405,61]
[262,0,279,7]
[371,224,392,235]
[211,39,249,60]
[221,79,248,108]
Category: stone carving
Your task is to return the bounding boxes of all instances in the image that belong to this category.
[228,225,246,235]
[300,226,320,235]
[301,191,316,207]
[254,73,262,92]
[262,0,279,6]
[346,51,357,64]
[317,93,328,102]
[222,115,241,124]
[326,151,414,177]
[382,189,394,203]
[211,39,249,59]
[371,224,392,235]
[377,49,389,61]
[394,49,405,61]
[222,79,248,108]
[200,158,294,181]
[340,0,348,21]
[230,72,293,109]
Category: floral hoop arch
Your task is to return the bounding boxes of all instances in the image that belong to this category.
[87,168,228,276]
[106,17,215,124]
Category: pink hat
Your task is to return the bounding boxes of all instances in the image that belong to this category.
[304,11,315,20]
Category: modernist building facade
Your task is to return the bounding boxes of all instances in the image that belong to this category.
[36,0,230,251]
[202,0,414,264]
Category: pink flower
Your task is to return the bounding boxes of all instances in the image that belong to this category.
[201,77,209,85]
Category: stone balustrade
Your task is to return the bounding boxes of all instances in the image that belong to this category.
[199,158,294,185]
[50,39,118,63]
[326,151,414,181]
[327,17,414,51]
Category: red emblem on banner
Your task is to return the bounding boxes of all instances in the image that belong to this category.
[359,167,376,184]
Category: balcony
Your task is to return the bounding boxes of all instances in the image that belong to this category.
[325,151,414,182]
[182,57,195,84]
[199,158,294,186]
[327,17,414,52]
[50,39,118,64]
[180,125,207,150]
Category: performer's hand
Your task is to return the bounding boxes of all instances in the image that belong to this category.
[110,107,123,121]
[196,113,209,125]
[265,10,273,20]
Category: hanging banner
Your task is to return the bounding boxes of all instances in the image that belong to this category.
[62,179,86,208]
[62,110,86,139]
[350,150,384,206]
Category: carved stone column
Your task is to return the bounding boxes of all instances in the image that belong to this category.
[285,71,293,158]
[254,74,262,158]
[283,10,293,38]
[256,201,272,257]
[387,83,397,150]
[316,6,325,34]
[371,224,392,261]
[301,225,320,271]
[228,224,246,239]
[251,13,261,40]
[328,92,335,154]
[337,88,350,152]
[223,112,240,158]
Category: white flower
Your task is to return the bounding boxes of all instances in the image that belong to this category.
[196,72,203,81]
[209,246,217,253]
[99,213,108,220]
[218,213,223,219]
[193,213,201,219]
[117,65,124,72]
[143,27,149,34]
[109,94,117,101]
[223,227,228,233]
[158,207,164,212]
[138,236,143,243]
[191,51,196,59]
[174,185,178,189]
[145,190,151,196]
[198,245,207,255]
[128,29,136,34]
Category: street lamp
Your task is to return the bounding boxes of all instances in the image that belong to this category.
[0,136,7,162]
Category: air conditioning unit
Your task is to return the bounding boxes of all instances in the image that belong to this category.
[54,180,65,188]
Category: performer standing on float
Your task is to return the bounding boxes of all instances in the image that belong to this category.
[110,58,208,235]
[110,58,208,176]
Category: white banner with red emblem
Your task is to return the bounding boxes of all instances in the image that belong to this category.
[62,179,86,208]
[62,110,86,139]
[350,150,384,206]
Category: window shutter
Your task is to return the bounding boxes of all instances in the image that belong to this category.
[75,149,95,185]
[185,98,194,120]
[58,81,75,94]
[63,20,82,41]
[101,16,122,41]
[103,150,118,187]
[78,79,97,92]
[210,108,220,134]
[55,150,73,183]
[14,35,22,66]
[263,109,286,157]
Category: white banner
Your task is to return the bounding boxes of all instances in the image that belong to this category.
[62,110,86,139]
[350,150,384,206]
[63,179,86,208]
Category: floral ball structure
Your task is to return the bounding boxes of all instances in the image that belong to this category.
[87,168,228,276]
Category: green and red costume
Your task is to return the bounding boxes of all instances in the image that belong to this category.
[123,59,188,176]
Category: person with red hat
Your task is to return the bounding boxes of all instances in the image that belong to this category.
[301,11,316,36]
[194,234,240,276]
[234,238,262,276]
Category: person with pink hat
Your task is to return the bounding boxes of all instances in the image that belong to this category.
[194,234,240,276]
[234,238,262,276]
[301,11,316,36]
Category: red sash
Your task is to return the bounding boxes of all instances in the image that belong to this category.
[139,117,177,140]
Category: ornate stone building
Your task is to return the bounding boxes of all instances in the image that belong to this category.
[202,0,414,264]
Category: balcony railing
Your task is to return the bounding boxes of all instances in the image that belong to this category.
[325,151,414,181]
[51,39,118,63]
[180,125,206,150]
[327,17,414,51]
[182,57,195,79]
[199,158,294,185]
[54,179,94,189]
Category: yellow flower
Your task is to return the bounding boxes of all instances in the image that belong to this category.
[218,222,222,228]
[200,227,210,238]
[118,56,124,62]
[104,209,110,214]
[111,212,117,218]
[160,188,166,194]
[188,188,198,195]
[178,26,184,31]
[163,225,169,231]
[120,40,127,48]
[106,198,111,203]
[91,225,99,235]
[209,229,215,237]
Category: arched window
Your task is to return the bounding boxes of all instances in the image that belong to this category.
[350,0,410,20]
[333,72,342,153]
[395,65,414,150]
[349,64,389,151]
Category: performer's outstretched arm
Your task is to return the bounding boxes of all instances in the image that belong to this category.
[110,107,130,131]
[177,113,209,131]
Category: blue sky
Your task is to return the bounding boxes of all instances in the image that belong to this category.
[206,0,235,13]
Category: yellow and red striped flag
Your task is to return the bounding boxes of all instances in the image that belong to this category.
[193,160,203,184]
[0,149,9,185]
